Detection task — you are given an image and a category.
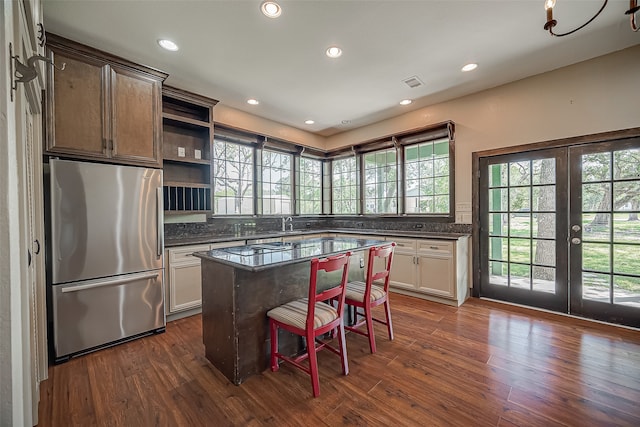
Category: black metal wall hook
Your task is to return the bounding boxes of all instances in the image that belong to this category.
[9,42,66,101]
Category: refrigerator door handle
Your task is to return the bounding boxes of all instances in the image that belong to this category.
[60,272,160,293]
[157,187,164,257]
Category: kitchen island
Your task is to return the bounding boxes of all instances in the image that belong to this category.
[193,236,384,385]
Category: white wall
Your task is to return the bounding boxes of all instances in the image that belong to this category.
[325,45,640,222]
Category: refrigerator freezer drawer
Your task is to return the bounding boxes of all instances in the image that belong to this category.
[52,270,165,359]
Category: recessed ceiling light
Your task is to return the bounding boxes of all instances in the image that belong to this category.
[247,99,259,105]
[304,120,315,125]
[261,1,282,18]
[158,39,179,51]
[326,46,343,58]
[399,99,413,106]
[461,63,478,72]
[341,120,351,125]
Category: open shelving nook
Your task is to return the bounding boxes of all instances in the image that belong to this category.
[162,86,218,214]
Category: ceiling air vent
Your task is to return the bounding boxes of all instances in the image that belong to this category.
[402,75,424,89]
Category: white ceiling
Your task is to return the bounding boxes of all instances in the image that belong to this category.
[43,0,639,137]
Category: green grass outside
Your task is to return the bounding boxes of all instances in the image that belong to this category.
[490,214,640,292]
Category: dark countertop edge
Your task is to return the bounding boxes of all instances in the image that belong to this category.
[165,228,470,248]
[192,237,385,272]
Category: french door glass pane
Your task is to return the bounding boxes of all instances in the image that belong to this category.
[582,272,611,302]
[613,213,640,243]
[582,183,611,212]
[509,187,530,211]
[613,148,640,179]
[532,266,555,293]
[532,239,555,266]
[509,161,530,186]
[582,153,611,182]
[583,213,611,242]
[614,276,640,307]
[488,213,506,236]
[509,238,530,263]
[613,244,640,275]
[489,188,508,211]
[488,163,507,187]
[510,264,531,289]
[534,213,556,239]
[532,186,556,211]
[532,159,556,185]
[582,243,611,272]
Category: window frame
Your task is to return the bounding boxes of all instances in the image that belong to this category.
[210,122,454,220]
[297,156,324,216]
[330,155,361,215]
[259,148,294,216]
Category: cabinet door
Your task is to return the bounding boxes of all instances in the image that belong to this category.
[417,252,454,298]
[110,65,161,166]
[388,251,417,290]
[168,262,202,312]
[46,48,107,158]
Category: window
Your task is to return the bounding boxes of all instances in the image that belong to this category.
[404,138,450,214]
[332,156,359,214]
[363,148,397,214]
[261,150,292,215]
[213,139,254,215]
[298,157,322,215]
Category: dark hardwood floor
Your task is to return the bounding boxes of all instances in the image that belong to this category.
[38,294,640,426]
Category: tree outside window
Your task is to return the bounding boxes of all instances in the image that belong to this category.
[332,157,358,214]
[298,157,322,215]
[404,138,450,214]
[261,150,292,215]
[213,140,254,215]
[364,149,397,214]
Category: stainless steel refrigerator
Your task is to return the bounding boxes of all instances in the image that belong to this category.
[48,158,165,362]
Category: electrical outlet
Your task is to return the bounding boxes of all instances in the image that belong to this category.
[194,149,201,159]
[177,147,186,157]
[415,223,423,229]
[359,258,365,268]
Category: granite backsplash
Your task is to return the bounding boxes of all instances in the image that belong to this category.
[164,216,472,242]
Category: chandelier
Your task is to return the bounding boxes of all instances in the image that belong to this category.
[544,0,640,36]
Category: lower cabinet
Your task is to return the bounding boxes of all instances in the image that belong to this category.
[166,244,209,314]
[339,233,470,307]
[165,241,243,316]
[388,236,470,306]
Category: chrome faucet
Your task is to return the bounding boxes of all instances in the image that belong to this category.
[281,216,293,232]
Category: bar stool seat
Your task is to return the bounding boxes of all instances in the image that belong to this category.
[267,298,339,330]
[345,281,387,302]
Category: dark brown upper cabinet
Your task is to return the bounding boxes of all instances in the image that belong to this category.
[45,34,168,168]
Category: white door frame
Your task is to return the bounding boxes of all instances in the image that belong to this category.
[0,1,45,425]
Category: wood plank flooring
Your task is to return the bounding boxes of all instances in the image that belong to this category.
[37,295,640,426]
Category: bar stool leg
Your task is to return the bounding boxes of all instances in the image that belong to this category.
[337,323,349,375]
[270,319,279,372]
[364,304,376,354]
[384,300,394,341]
[306,330,320,397]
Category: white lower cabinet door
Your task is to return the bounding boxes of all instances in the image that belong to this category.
[388,251,417,290]
[169,261,203,312]
[416,253,454,298]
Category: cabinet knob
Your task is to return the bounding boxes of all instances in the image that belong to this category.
[430,246,439,250]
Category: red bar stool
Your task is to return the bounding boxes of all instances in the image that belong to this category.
[266,251,352,397]
[345,242,396,354]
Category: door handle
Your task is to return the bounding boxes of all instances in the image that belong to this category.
[571,237,581,245]
[61,272,159,293]
[34,239,41,255]
[157,187,164,257]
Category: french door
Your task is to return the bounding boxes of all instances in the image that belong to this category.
[479,138,640,328]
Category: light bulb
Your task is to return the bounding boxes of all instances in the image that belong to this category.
[544,0,556,10]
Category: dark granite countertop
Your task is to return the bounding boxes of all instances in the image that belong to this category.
[193,237,385,272]
[165,228,469,248]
